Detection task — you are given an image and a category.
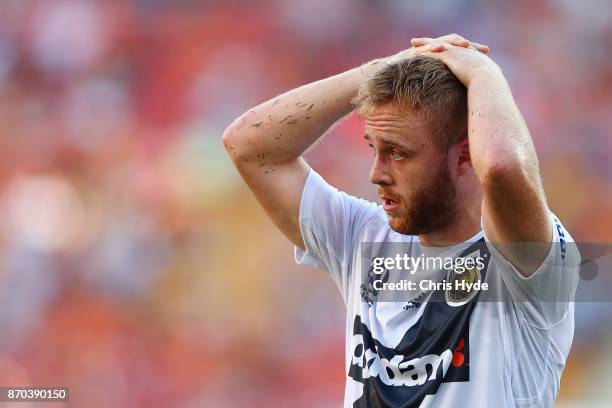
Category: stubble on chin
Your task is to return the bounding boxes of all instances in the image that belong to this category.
[386,166,458,236]
[387,205,414,235]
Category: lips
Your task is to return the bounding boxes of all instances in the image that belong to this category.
[378,186,402,212]
[382,199,400,212]
[379,194,401,212]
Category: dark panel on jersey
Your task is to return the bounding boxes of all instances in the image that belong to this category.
[349,239,491,408]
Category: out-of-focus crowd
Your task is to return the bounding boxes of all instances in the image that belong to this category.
[0,0,610,407]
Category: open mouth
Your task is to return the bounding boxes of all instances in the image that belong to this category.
[382,197,400,212]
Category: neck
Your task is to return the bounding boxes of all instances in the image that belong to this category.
[419,186,482,247]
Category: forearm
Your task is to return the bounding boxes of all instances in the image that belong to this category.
[467,68,540,184]
[223,59,383,165]
[468,67,550,248]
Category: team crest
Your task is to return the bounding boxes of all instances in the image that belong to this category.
[445,249,482,307]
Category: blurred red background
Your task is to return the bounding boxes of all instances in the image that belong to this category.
[0,1,610,407]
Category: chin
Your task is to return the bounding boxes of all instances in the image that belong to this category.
[387,215,414,235]
[387,210,434,236]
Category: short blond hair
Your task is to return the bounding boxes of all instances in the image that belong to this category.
[353,55,467,150]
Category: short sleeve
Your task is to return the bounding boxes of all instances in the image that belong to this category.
[485,212,580,327]
[294,169,380,303]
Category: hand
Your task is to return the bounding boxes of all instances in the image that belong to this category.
[411,41,501,87]
[411,33,489,54]
[385,33,489,67]
[361,34,490,79]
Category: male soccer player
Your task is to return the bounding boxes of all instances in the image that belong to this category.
[223,34,579,407]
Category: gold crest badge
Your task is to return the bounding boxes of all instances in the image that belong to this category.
[446,250,482,307]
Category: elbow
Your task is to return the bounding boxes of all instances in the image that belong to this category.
[222,119,247,163]
[482,160,519,184]
[222,125,236,154]
[479,153,535,193]
[477,136,540,189]
[222,130,238,163]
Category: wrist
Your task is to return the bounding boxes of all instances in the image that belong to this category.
[359,57,386,79]
[467,63,504,87]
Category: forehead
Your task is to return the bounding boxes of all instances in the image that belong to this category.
[363,103,433,145]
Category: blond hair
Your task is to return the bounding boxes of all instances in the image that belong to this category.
[353,55,467,150]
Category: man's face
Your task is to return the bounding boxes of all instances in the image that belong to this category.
[364,103,458,235]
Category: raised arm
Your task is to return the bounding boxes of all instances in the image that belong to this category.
[222,35,488,250]
[222,63,376,249]
[414,42,551,275]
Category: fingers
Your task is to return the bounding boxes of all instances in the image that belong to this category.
[471,42,489,54]
[442,33,470,47]
[410,37,433,47]
[411,34,489,54]
[419,42,447,53]
[410,39,447,53]
[412,33,468,48]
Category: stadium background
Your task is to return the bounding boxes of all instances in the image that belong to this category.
[0,0,610,407]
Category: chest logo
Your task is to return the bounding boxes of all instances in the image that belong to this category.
[445,249,484,307]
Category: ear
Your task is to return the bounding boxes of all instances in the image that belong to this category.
[455,138,472,175]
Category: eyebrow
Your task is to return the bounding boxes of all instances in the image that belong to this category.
[363,133,413,151]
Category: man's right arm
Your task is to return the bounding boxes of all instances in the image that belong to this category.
[222,35,486,250]
[222,60,383,249]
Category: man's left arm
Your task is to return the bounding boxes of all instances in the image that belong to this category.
[414,41,551,276]
[467,57,552,276]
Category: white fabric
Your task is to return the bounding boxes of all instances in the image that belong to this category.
[294,169,580,408]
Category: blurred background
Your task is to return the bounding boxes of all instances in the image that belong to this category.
[0,0,610,407]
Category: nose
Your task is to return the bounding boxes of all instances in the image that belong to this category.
[369,155,393,186]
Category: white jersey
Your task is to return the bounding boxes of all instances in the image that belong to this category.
[294,169,579,408]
